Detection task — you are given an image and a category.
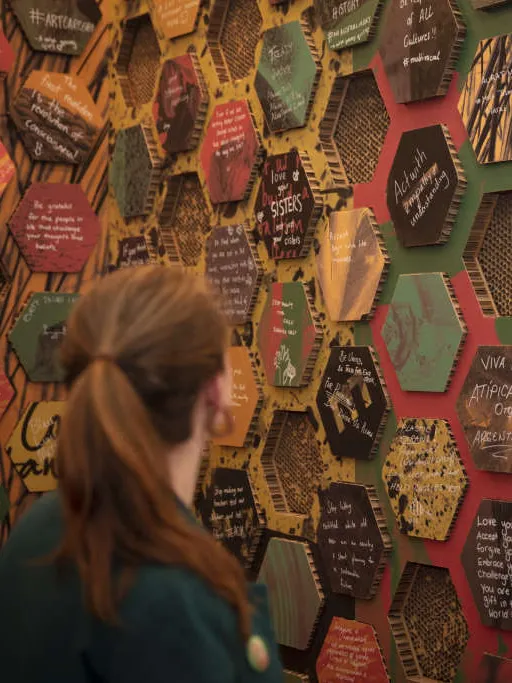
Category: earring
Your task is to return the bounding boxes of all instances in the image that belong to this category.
[209,406,234,439]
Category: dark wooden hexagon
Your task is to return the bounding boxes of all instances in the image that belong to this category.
[462,499,512,630]
[380,0,465,104]
[205,224,261,326]
[254,20,321,134]
[116,235,153,269]
[254,149,322,261]
[456,346,512,474]
[0,30,14,75]
[199,100,262,205]
[10,0,101,55]
[199,467,265,569]
[317,482,391,599]
[387,124,466,247]
[10,71,103,164]
[9,183,101,273]
[314,0,383,52]
[316,345,389,460]
[257,282,322,388]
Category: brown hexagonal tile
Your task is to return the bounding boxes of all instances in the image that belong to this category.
[319,68,390,185]
[317,208,388,322]
[148,0,202,40]
[380,0,465,104]
[389,563,469,682]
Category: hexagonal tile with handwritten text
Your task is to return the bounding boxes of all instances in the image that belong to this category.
[314,0,383,52]
[148,0,201,40]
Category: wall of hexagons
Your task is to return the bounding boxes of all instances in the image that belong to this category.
[1,0,512,681]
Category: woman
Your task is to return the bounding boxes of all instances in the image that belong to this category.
[0,266,282,682]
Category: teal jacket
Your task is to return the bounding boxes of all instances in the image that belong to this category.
[0,493,283,682]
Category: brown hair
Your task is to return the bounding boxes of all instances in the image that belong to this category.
[55,265,250,637]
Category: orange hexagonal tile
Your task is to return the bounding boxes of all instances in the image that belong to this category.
[6,401,65,493]
[317,208,388,322]
[317,617,389,683]
[383,418,468,540]
[148,0,202,41]
[10,71,104,164]
[200,99,262,205]
[0,140,15,199]
[314,0,384,52]
[212,345,262,449]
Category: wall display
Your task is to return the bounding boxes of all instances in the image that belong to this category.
[477,654,512,683]
[314,0,383,52]
[254,150,322,261]
[148,0,202,40]
[261,410,323,516]
[387,124,466,248]
[9,293,79,383]
[199,100,262,205]
[205,224,261,326]
[317,482,391,599]
[10,71,103,164]
[257,282,322,388]
[383,418,468,540]
[153,52,208,156]
[316,346,389,461]
[0,372,14,422]
[389,563,469,683]
[212,346,262,449]
[0,141,15,199]
[379,0,465,104]
[110,122,163,219]
[5,401,65,493]
[316,208,388,322]
[316,617,389,683]
[9,183,101,273]
[257,537,324,650]
[382,273,466,393]
[0,30,14,75]
[462,499,512,630]
[459,34,512,164]
[116,236,152,268]
[10,0,101,55]
[456,346,512,474]
[199,467,264,568]
[254,21,321,134]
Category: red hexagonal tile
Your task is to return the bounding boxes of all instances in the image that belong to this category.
[10,71,104,164]
[257,282,322,388]
[0,30,14,75]
[200,99,262,205]
[9,183,101,273]
[10,0,101,55]
[0,140,15,199]
[314,0,384,52]
[254,149,322,261]
[0,371,14,421]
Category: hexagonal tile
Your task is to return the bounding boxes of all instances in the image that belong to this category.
[0,485,9,523]
[317,483,391,599]
[0,371,14,421]
[383,418,468,540]
[115,13,160,110]
[153,51,208,156]
[213,345,262,448]
[116,235,154,269]
[199,467,265,568]
[314,0,384,52]
[0,30,15,75]
[255,149,322,261]
[261,410,324,516]
[148,0,201,40]
[10,71,103,165]
[464,191,512,318]
[319,69,390,185]
[110,122,163,219]
[6,401,65,492]
[389,563,469,682]
[382,273,466,393]
[254,20,321,134]
[317,208,388,322]
[257,537,324,650]
[316,346,389,460]
[207,0,262,83]
[200,99,262,205]
[459,34,512,164]
[387,124,466,247]
[380,0,465,104]
[9,183,101,272]
[205,224,262,326]
[456,346,512,474]
[9,292,79,383]
[0,140,15,199]
[462,499,512,631]
[10,0,101,55]
[257,282,322,388]
[317,617,389,683]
